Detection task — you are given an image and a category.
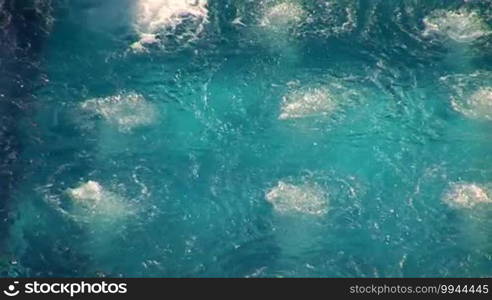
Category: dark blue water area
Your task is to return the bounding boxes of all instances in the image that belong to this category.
[0,0,54,274]
[1,0,492,277]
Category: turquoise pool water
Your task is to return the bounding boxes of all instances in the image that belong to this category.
[2,0,492,277]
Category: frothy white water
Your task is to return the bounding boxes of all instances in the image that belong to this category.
[266,181,328,215]
[81,92,157,132]
[452,87,492,121]
[131,0,208,52]
[250,1,307,62]
[66,181,132,223]
[67,180,103,207]
[443,183,492,209]
[260,1,305,32]
[440,71,492,121]
[423,9,489,43]
[279,86,335,120]
[64,180,136,270]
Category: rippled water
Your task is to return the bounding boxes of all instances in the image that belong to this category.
[1,0,492,277]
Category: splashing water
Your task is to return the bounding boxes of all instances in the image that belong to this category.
[460,87,492,121]
[443,183,492,209]
[131,0,208,52]
[265,180,329,216]
[67,181,132,217]
[423,9,490,43]
[279,86,336,120]
[81,92,157,132]
[440,71,492,121]
[4,0,492,278]
[67,180,104,207]
[260,1,305,31]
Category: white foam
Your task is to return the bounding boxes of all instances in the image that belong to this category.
[443,183,492,209]
[439,71,492,120]
[81,92,157,132]
[279,86,335,120]
[452,87,492,121]
[260,2,305,31]
[423,9,489,43]
[131,0,208,52]
[266,181,328,215]
[67,180,103,206]
[66,181,131,221]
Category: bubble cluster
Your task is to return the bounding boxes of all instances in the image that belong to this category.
[439,71,492,121]
[443,183,492,209]
[131,0,208,52]
[67,180,103,207]
[81,92,157,132]
[66,181,131,222]
[453,87,492,121]
[423,9,489,43]
[260,1,305,32]
[279,86,336,120]
[265,181,329,216]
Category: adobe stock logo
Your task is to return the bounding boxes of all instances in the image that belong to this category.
[3,281,20,297]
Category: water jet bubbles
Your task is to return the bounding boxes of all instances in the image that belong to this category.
[62,180,139,272]
[279,86,336,120]
[80,92,157,133]
[265,180,329,216]
[440,71,492,121]
[131,0,209,52]
[443,183,492,209]
[255,0,307,49]
[423,9,490,44]
[259,1,306,33]
[66,180,133,223]
[452,87,492,121]
[66,180,103,207]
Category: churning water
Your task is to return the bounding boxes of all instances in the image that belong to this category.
[1,0,492,277]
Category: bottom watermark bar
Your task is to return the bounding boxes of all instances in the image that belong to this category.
[0,278,490,299]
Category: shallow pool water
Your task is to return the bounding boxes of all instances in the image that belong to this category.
[1,0,492,277]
